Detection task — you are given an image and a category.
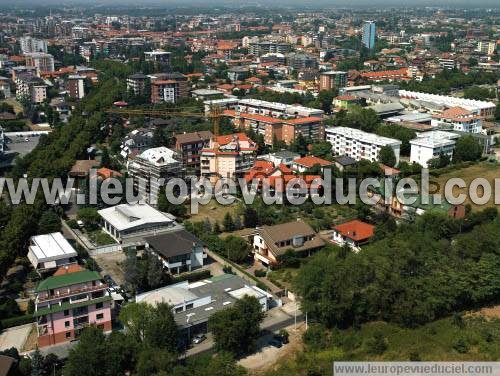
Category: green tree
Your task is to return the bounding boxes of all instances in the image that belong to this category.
[223,212,235,232]
[243,207,258,228]
[453,135,482,162]
[144,302,179,352]
[223,235,250,263]
[311,141,333,160]
[205,352,247,376]
[147,252,168,289]
[64,326,106,376]
[378,145,397,167]
[37,210,61,235]
[30,348,45,376]
[209,296,265,356]
[135,348,176,376]
[76,208,100,230]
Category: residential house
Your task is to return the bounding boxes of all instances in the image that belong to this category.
[253,220,325,267]
[291,155,333,173]
[145,229,206,274]
[331,220,375,252]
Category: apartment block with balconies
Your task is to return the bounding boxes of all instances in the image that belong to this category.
[34,265,112,347]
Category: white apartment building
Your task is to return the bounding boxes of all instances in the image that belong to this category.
[20,37,48,54]
[477,41,496,56]
[326,127,402,165]
[410,131,461,168]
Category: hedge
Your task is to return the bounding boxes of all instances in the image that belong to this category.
[1,314,34,329]
[171,269,211,284]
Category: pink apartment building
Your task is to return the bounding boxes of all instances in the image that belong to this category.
[34,265,112,347]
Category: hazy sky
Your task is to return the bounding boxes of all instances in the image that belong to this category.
[0,0,499,7]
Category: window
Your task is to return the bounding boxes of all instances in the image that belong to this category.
[66,332,71,338]
[65,321,70,328]
[64,309,70,316]
[96,313,104,320]
[95,302,103,309]
[97,324,104,330]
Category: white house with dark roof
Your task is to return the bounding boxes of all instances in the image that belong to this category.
[145,229,206,274]
[27,232,78,273]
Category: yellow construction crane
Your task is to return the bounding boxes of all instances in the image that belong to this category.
[106,106,223,137]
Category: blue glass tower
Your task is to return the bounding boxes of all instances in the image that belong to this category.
[362,21,376,49]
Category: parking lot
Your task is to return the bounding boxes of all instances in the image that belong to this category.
[92,251,127,285]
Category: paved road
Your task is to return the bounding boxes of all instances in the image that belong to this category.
[0,323,33,351]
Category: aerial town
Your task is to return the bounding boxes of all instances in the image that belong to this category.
[0,2,499,376]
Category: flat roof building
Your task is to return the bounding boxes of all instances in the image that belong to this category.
[136,274,272,340]
[27,232,78,274]
[326,126,402,165]
[98,203,177,243]
[410,131,460,168]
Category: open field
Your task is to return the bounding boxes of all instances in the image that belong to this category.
[188,198,239,224]
[431,162,499,212]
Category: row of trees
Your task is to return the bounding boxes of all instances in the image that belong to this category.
[295,208,499,328]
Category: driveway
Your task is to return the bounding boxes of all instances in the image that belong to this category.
[0,323,33,351]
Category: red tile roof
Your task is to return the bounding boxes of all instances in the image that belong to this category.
[293,156,333,168]
[97,167,123,179]
[333,220,375,242]
[53,264,84,276]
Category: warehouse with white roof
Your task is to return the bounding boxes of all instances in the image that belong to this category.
[27,232,78,273]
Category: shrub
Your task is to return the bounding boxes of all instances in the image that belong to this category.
[366,332,388,355]
[453,338,470,354]
[67,219,79,229]
[1,314,34,329]
[170,270,211,284]
[254,269,266,277]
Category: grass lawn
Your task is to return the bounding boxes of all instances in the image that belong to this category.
[431,162,499,212]
[188,198,239,224]
[1,98,24,114]
[265,314,500,375]
[86,229,116,246]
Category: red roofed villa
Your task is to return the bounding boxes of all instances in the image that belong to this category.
[332,220,375,252]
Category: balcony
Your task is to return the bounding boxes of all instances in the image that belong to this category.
[37,283,108,303]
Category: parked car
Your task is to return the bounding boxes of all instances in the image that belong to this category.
[192,334,206,344]
[268,339,282,348]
